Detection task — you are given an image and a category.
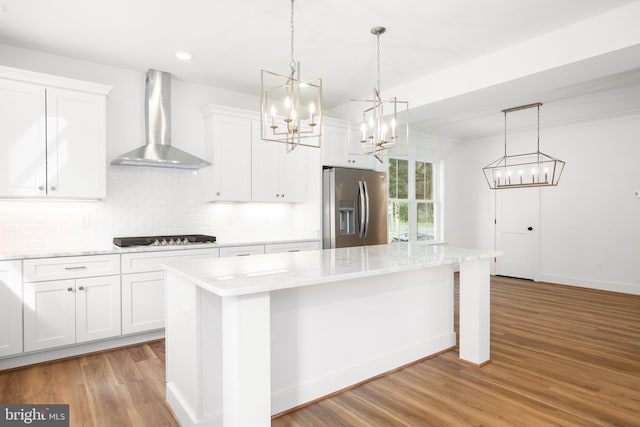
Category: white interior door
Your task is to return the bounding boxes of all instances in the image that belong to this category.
[495,187,539,280]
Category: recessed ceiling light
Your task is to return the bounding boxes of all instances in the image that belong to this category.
[176,51,192,61]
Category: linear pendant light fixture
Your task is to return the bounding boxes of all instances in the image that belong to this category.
[261,0,322,149]
[349,26,409,163]
[483,102,565,189]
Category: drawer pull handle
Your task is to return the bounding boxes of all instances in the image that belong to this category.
[236,253,251,257]
[65,266,88,271]
[287,249,300,252]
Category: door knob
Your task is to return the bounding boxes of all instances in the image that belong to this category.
[527,226,533,231]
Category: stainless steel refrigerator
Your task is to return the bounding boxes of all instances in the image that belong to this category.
[322,167,388,248]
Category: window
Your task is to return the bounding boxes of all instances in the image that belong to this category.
[388,157,440,242]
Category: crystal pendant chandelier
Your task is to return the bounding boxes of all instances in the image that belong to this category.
[261,0,322,149]
[349,26,409,163]
[483,103,565,189]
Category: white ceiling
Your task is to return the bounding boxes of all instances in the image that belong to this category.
[1,0,639,140]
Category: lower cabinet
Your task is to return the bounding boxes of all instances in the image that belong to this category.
[120,248,220,334]
[121,271,165,334]
[23,275,121,352]
[0,260,22,357]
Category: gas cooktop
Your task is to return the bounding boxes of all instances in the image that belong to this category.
[113,234,216,248]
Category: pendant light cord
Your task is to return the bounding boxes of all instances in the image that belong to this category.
[289,0,296,70]
[376,32,381,95]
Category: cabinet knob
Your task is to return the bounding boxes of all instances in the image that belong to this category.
[281,194,285,198]
[78,286,85,291]
[50,186,56,191]
[38,185,45,191]
[216,192,221,196]
[67,287,73,292]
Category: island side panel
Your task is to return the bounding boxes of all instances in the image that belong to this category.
[222,292,271,427]
[270,264,456,414]
[458,258,491,365]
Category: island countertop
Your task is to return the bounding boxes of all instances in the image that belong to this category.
[162,243,501,297]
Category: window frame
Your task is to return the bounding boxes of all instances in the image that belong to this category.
[387,156,443,243]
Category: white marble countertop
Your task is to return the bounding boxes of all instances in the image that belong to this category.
[163,243,502,297]
[0,237,320,261]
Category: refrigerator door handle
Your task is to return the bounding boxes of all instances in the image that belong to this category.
[358,180,366,239]
[362,180,370,239]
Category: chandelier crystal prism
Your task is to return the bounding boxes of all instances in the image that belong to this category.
[483,103,565,189]
[349,26,409,163]
[261,0,322,149]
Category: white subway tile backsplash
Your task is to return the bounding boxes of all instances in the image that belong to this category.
[0,166,305,253]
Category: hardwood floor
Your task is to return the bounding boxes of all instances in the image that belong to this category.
[1,275,639,426]
[0,340,178,427]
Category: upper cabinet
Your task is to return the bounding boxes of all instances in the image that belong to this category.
[0,66,112,199]
[202,106,253,202]
[322,119,377,170]
[251,121,307,203]
[202,105,309,203]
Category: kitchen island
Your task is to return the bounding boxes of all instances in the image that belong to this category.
[163,243,500,427]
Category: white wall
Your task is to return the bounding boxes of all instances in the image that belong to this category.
[0,43,320,253]
[445,112,640,294]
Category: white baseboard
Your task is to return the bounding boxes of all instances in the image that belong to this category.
[537,273,640,295]
[270,332,456,414]
[166,383,222,427]
[0,330,164,371]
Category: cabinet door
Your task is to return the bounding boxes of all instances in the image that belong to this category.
[0,79,47,197]
[206,113,252,201]
[76,275,121,342]
[0,260,22,357]
[46,88,106,199]
[121,271,165,334]
[322,123,375,169]
[278,142,308,202]
[252,120,308,202]
[251,121,280,202]
[23,279,76,352]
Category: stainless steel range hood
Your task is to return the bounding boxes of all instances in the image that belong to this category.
[111,69,211,170]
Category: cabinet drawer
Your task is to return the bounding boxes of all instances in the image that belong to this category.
[264,241,320,254]
[219,245,265,257]
[121,248,220,274]
[23,254,120,282]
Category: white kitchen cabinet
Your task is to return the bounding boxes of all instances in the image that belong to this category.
[0,260,23,357]
[264,241,321,254]
[121,271,165,334]
[121,248,219,334]
[251,122,308,202]
[45,87,107,199]
[23,254,121,352]
[0,79,46,197]
[219,244,265,257]
[23,254,120,282]
[0,66,111,199]
[23,275,121,352]
[322,120,376,170]
[202,107,253,202]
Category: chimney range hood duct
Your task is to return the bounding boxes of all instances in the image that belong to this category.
[111,69,211,170]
